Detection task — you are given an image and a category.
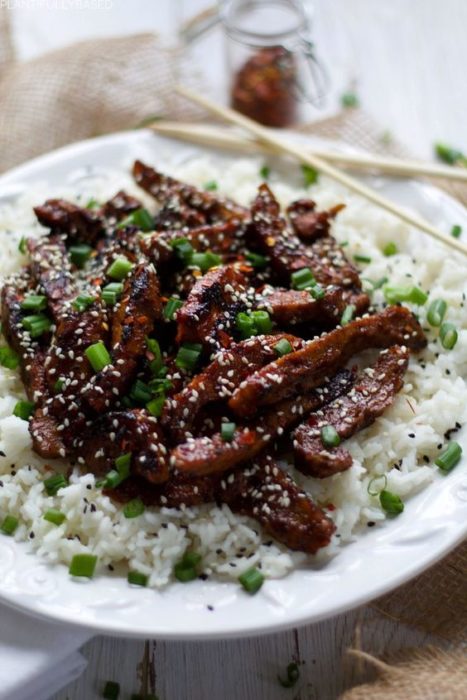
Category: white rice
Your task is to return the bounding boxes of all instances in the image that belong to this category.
[0,154,466,588]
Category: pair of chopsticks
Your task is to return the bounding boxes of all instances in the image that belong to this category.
[150,86,467,257]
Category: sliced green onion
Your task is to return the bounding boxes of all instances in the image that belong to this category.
[146,337,163,374]
[274,338,293,356]
[221,422,236,442]
[170,238,194,264]
[301,164,319,186]
[239,566,264,594]
[102,282,124,306]
[309,284,325,300]
[236,311,256,338]
[117,208,155,232]
[291,267,315,290]
[190,250,221,272]
[69,553,97,578]
[175,343,202,372]
[148,376,172,393]
[70,244,92,268]
[44,473,67,496]
[383,285,428,305]
[259,165,270,180]
[13,400,34,421]
[18,237,27,254]
[43,509,66,526]
[130,379,153,404]
[182,551,202,568]
[127,570,149,587]
[1,514,19,536]
[435,441,462,472]
[204,180,218,191]
[379,490,404,515]
[367,474,388,497]
[250,310,272,334]
[435,142,466,165]
[372,276,389,290]
[102,680,120,700]
[22,314,52,338]
[341,91,359,108]
[439,322,458,350]
[146,395,166,417]
[115,452,132,480]
[451,224,462,239]
[85,341,111,372]
[354,254,372,263]
[123,498,145,519]
[85,197,99,210]
[427,299,447,327]
[174,551,202,582]
[20,294,47,312]
[0,347,20,370]
[245,251,268,269]
[101,470,122,489]
[321,425,341,448]
[163,297,183,320]
[54,378,65,393]
[383,242,398,256]
[72,294,96,311]
[340,304,355,326]
[107,256,134,281]
[278,662,300,688]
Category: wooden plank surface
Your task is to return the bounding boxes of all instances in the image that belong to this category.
[6,1,459,697]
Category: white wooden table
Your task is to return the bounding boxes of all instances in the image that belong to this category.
[6,1,464,697]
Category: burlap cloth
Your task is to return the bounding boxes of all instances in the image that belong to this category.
[1,8,466,698]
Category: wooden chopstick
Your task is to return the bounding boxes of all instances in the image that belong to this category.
[174,86,467,257]
[150,121,467,183]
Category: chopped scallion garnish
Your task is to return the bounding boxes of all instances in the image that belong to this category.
[434,142,466,165]
[123,498,145,519]
[20,294,47,312]
[340,91,359,108]
[146,395,166,417]
[239,566,264,594]
[13,400,35,421]
[127,570,149,587]
[117,208,155,232]
[72,294,96,312]
[245,251,268,269]
[190,250,221,272]
[274,338,293,356]
[170,238,194,264]
[69,553,97,578]
[236,311,256,338]
[309,284,325,300]
[383,242,398,256]
[102,282,124,306]
[383,285,427,305]
[291,267,315,290]
[174,551,202,582]
[1,514,19,536]
[427,299,447,327]
[439,322,458,350]
[70,244,92,269]
[163,297,183,320]
[175,343,202,372]
[354,254,372,264]
[451,224,462,239]
[18,237,27,254]
[44,473,67,496]
[340,304,355,326]
[22,314,52,338]
[107,256,134,281]
[129,379,153,404]
[379,490,404,515]
[43,509,66,526]
[320,425,340,448]
[115,452,132,480]
[0,347,20,370]
[259,165,270,180]
[249,310,272,334]
[85,341,111,372]
[54,378,65,393]
[204,180,218,191]
[221,422,236,442]
[146,337,163,374]
[435,441,462,472]
[301,164,319,186]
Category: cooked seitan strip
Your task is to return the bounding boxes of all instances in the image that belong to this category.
[287,199,345,242]
[294,345,409,477]
[171,369,353,475]
[133,160,248,224]
[27,235,75,318]
[99,190,144,222]
[140,221,244,266]
[229,305,426,418]
[34,199,105,244]
[220,455,336,554]
[74,409,169,484]
[176,264,253,349]
[81,263,162,413]
[163,332,306,442]
[258,285,346,327]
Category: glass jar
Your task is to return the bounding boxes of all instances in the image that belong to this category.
[221,0,328,127]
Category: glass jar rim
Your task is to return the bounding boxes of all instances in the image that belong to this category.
[221,0,310,46]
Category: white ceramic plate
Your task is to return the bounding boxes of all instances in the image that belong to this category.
[0,130,466,640]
